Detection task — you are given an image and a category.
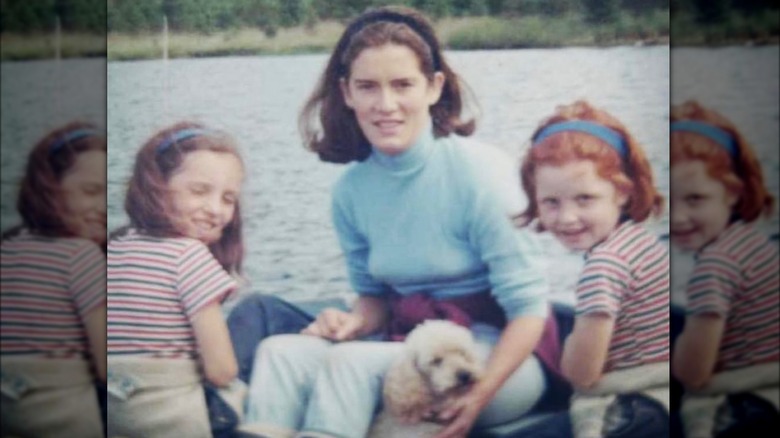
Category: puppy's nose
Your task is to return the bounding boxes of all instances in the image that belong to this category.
[457,370,473,385]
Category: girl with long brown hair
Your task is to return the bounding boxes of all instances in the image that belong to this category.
[106,121,245,437]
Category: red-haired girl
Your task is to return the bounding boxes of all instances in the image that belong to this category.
[518,100,670,437]
[106,122,244,437]
[670,100,779,437]
[1,122,106,436]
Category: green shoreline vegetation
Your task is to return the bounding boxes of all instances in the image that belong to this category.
[4,11,780,62]
[671,9,779,46]
[104,11,674,61]
[1,4,778,61]
[4,12,673,62]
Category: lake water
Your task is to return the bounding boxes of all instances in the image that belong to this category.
[2,46,777,306]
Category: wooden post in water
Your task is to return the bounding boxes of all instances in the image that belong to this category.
[163,15,169,61]
[54,15,62,124]
[55,15,61,60]
[163,14,169,123]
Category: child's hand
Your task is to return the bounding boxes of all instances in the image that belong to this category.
[301,308,365,341]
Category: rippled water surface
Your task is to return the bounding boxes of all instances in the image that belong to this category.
[2,46,777,306]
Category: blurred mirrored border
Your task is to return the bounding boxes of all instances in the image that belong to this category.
[670,2,779,437]
[1,1,107,436]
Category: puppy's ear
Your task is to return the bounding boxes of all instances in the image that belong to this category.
[383,353,432,423]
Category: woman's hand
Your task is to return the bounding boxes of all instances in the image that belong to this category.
[433,384,492,438]
[301,307,365,341]
[301,296,389,341]
[432,315,546,437]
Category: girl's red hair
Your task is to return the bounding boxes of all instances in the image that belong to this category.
[517,100,662,231]
[670,100,774,222]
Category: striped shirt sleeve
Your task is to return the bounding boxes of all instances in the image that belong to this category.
[575,252,630,317]
[686,251,740,317]
[70,241,106,318]
[177,241,237,319]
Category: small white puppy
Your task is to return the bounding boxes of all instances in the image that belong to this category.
[369,320,484,438]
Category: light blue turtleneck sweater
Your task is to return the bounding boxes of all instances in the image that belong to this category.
[331,128,549,320]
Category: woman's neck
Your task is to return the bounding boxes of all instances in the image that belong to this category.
[370,125,435,174]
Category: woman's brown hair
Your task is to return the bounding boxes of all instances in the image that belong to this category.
[118,121,245,274]
[671,100,774,222]
[517,100,663,231]
[299,5,476,164]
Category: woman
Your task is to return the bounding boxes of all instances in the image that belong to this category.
[240,6,559,438]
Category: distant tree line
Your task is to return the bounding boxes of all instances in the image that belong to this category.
[1,0,105,33]
[672,0,778,24]
[1,0,776,35]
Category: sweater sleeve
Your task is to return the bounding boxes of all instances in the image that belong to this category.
[332,177,388,296]
[464,153,549,320]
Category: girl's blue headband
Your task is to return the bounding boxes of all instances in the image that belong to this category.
[670,121,738,158]
[532,120,628,158]
[49,129,97,153]
[156,128,211,153]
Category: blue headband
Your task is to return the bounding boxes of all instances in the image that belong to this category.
[49,129,97,153]
[532,120,628,158]
[157,128,211,153]
[670,121,738,158]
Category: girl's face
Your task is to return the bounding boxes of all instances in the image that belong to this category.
[167,150,243,245]
[341,43,444,156]
[535,160,628,251]
[60,150,107,244]
[670,160,738,252]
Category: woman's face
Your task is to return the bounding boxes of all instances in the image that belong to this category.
[670,160,738,252]
[60,150,107,244]
[341,43,444,156]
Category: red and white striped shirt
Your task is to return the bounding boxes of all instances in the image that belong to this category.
[686,220,779,371]
[107,230,236,359]
[1,232,105,358]
[576,220,670,372]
